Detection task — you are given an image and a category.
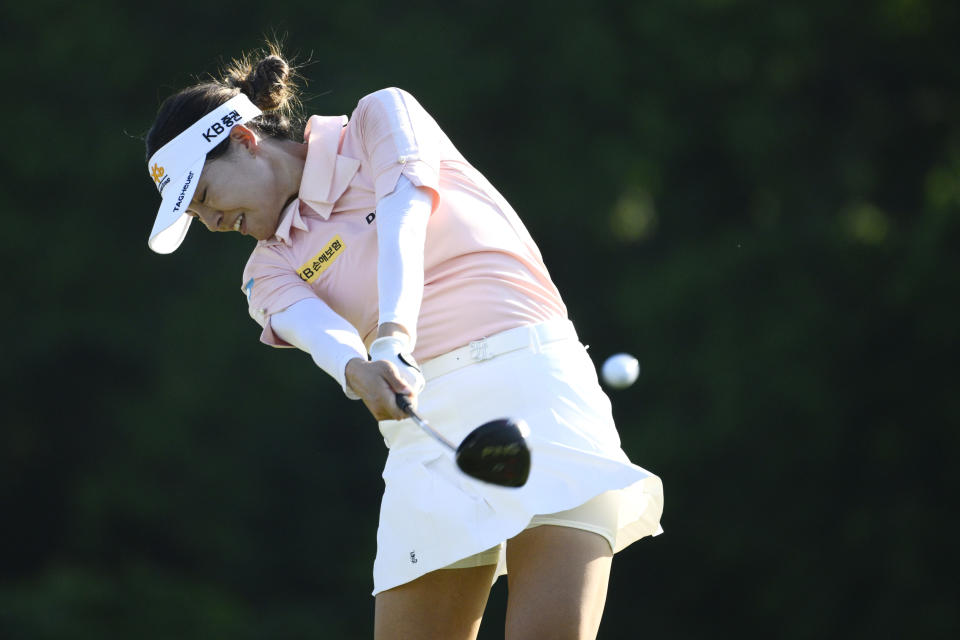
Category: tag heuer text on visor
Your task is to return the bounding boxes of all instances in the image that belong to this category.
[146,94,263,254]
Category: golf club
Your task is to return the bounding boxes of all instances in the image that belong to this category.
[395,393,531,487]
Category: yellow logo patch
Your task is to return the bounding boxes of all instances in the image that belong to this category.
[297,235,345,283]
[150,163,165,184]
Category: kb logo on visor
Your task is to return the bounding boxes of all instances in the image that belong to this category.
[202,110,243,143]
[150,163,165,184]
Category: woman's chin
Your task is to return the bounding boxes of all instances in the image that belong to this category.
[249,226,273,242]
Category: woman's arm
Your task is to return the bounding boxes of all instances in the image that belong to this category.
[353,88,441,348]
[374,174,433,345]
[360,174,433,405]
[270,297,420,420]
[269,297,368,397]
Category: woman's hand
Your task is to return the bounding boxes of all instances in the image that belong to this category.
[368,333,425,394]
[345,357,418,421]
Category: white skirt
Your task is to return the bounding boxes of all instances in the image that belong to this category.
[373,320,664,595]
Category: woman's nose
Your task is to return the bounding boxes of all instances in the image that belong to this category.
[194,208,223,231]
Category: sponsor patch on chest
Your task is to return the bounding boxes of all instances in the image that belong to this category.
[297,235,345,283]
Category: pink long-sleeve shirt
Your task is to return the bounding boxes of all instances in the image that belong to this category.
[242,88,567,362]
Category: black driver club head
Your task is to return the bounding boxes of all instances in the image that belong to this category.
[455,418,531,487]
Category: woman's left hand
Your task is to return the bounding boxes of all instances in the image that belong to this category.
[368,334,426,394]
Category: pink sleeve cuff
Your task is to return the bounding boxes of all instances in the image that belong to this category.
[374,160,441,211]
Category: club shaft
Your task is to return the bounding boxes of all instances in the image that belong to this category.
[395,393,457,451]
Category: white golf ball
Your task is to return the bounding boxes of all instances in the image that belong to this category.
[601,353,640,389]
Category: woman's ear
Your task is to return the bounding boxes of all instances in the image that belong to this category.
[229,124,259,154]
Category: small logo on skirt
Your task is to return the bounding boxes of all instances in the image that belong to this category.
[409,551,418,564]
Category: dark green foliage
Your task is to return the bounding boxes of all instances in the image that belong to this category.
[2,1,958,637]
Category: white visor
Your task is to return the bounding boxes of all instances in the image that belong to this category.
[147,94,263,254]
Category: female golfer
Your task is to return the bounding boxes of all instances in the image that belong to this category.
[145,46,663,640]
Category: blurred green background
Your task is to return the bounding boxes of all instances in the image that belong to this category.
[2,0,959,637]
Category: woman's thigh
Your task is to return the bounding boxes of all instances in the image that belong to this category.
[374,564,498,640]
[505,525,614,640]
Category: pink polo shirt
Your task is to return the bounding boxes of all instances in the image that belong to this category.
[242,88,567,361]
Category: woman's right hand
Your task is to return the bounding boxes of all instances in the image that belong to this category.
[344,357,419,421]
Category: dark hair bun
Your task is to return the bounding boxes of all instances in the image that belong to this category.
[224,53,293,112]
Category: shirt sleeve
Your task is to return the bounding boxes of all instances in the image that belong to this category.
[241,246,318,346]
[354,87,450,207]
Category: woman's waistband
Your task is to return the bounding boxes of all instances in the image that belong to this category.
[420,319,578,381]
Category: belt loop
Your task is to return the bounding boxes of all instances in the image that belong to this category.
[470,338,491,361]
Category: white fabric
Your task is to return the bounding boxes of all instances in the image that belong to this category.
[420,318,577,380]
[372,321,664,595]
[147,94,263,254]
[368,334,426,394]
[375,174,432,344]
[269,297,368,399]
[445,485,664,570]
